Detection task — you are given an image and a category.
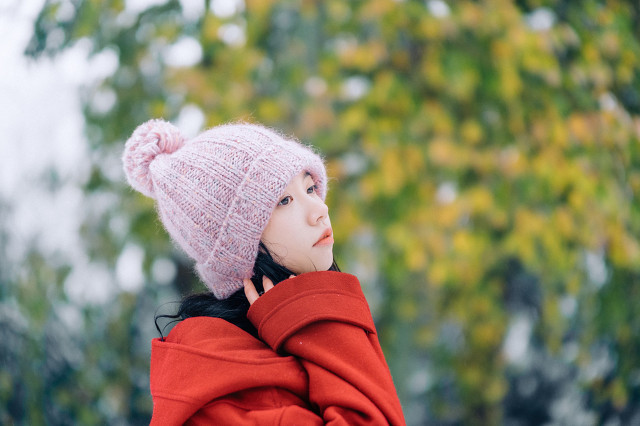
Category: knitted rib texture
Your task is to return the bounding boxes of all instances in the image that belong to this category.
[122,119,326,299]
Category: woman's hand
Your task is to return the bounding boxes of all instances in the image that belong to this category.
[243,275,294,305]
[243,276,275,305]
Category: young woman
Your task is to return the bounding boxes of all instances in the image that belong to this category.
[122,119,406,425]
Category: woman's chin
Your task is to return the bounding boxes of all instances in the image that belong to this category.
[290,257,334,275]
[314,256,335,272]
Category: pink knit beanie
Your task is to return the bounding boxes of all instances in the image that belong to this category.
[122,119,327,299]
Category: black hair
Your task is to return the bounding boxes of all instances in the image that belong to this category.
[155,242,340,340]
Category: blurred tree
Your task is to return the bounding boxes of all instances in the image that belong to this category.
[4,0,638,424]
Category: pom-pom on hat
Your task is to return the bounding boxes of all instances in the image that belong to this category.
[122,119,327,299]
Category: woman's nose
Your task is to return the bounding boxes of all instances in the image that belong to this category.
[308,197,329,225]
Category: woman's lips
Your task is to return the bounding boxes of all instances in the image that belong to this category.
[314,235,334,246]
[314,229,334,246]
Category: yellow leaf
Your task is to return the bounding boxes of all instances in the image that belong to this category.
[428,138,459,168]
[611,379,629,409]
[406,241,427,271]
[461,120,483,145]
[468,187,494,215]
[499,64,522,100]
[257,98,284,122]
[380,149,405,195]
[428,262,449,287]
[453,231,474,256]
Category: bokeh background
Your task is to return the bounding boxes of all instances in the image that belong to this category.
[1,0,639,424]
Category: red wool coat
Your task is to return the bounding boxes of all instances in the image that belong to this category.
[149,271,406,425]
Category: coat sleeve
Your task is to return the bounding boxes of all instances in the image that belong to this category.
[247,271,406,426]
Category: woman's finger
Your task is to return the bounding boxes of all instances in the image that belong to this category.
[263,275,275,293]
[244,278,259,305]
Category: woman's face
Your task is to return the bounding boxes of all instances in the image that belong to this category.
[262,171,334,274]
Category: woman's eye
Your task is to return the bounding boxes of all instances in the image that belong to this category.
[279,196,292,206]
[307,184,318,194]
